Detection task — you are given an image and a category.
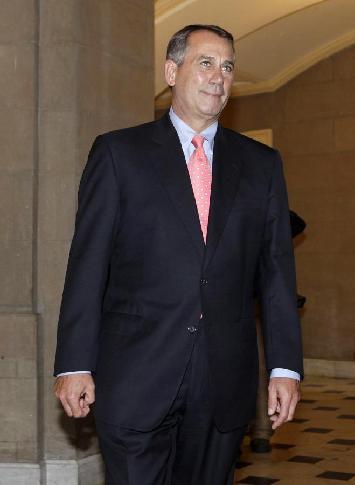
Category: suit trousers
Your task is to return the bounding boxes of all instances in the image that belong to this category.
[95,325,245,485]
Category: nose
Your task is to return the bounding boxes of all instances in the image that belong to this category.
[209,66,224,85]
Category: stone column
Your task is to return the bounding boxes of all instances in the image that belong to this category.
[0,1,154,483]
[0,0,39,479]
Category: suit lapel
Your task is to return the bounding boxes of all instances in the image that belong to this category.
[204,125,242,270]
[150,114,205,262]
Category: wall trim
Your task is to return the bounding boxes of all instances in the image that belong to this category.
[241,129,273,147]
[231,30,355,98]
[304,358,355,379]
[0,454,104,485]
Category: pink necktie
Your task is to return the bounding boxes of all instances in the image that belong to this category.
[188,135,212,242]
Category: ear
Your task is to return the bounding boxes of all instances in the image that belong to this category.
[165,60,178,87]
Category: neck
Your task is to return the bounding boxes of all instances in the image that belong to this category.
[171,103,218,133]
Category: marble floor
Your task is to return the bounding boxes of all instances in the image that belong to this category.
[234,376,355,484]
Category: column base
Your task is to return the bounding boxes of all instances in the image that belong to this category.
[0,454,104,485]
[304,358,355,378]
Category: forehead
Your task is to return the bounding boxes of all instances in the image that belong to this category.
[185,30,234,59]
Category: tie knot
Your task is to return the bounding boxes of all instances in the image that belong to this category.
[191,135,205,149]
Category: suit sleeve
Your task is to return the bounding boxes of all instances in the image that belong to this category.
[54,135,120,375]
[256,151,304,377]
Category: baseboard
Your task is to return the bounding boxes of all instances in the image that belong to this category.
[304,358,355,378]
[78,454,105,485]
[0,463,40,484]
[42,459,79,485]
[0,454,104,485]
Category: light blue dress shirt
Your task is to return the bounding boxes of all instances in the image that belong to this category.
[57,109,300,382]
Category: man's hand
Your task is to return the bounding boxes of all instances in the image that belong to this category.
[268,377,300,430]
[54,374,95,418]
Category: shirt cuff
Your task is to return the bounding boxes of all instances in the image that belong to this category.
[270,368,300,381]
[56,371,92,377]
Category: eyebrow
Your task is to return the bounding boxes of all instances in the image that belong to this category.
[198,55,235,68]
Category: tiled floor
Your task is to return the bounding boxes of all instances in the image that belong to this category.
[234,376,355,484]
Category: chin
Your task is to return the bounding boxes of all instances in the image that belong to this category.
[200,106,223,118]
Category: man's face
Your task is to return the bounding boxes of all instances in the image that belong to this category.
[165,30,235,129]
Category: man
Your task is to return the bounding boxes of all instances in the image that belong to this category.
[54,25,303,485]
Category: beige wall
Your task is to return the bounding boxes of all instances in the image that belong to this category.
[220,44,355,363]
[0,0,154,476]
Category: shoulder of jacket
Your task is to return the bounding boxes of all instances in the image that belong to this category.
[98,119,157,146]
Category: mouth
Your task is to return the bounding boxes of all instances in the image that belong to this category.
[201,91,224,98]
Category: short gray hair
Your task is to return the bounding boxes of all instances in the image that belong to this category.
[166,24,235,66]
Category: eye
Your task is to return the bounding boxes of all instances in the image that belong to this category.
[222,64,233,73]
[201,60,211,67]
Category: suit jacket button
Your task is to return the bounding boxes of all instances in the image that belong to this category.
[200,278,208,285]
[187,326,197,333]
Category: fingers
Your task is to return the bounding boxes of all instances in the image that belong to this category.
[271,392,290,430]
[268,383,278,417]
[54,374,95,419]
[286,394,299,422]
[59,395,74,417]
[268,378,300,430]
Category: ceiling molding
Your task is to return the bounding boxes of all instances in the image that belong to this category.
[155,0,197,23]
[235,0,328,43]
[231,29,355,97]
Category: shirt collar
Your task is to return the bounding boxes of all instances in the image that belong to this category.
[169,107,218,150]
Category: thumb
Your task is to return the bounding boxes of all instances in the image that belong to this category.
[83,386,95,405]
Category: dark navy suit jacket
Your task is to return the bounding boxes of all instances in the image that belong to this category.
[54,113,303,432]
